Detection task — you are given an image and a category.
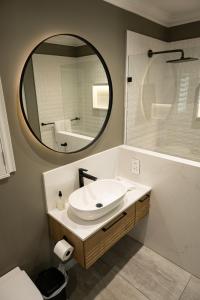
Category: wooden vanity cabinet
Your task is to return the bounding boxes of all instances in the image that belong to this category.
[135,194,150,224]
[49,194,150,269]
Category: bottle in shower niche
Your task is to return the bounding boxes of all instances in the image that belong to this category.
[57,190,65,210]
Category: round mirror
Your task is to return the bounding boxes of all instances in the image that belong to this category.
[20,34,112,153]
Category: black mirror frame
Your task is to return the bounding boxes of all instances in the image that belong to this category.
[19,33,113,154]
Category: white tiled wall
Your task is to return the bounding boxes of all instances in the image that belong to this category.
[32,54,108,150]
[32,54,76,150]
[43,146,120,211]
[62,55,108,137]
[126,31,200,162]
[61,61,79,121]
[126,32,167,150]
[76,55,108,137]
[118,145,200,279]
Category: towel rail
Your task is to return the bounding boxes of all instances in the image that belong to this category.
[41,122,55,126]
[70,117,80,121]
[41,117,80,126]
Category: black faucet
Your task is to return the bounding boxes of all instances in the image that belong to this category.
[79,168,97,187]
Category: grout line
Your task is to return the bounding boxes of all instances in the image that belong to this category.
[101,240,194,300]
[178,275,192,300]
[131,237,192,277]
[118,271,151,300]
[100,258,151,300]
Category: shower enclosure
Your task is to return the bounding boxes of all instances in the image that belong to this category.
[125,31,200,162]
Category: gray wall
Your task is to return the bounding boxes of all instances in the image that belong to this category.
[0,0,179,278]
[169,21,200,41]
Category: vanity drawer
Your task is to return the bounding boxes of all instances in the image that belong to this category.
[135,194,150,224]
[84,203,136,268]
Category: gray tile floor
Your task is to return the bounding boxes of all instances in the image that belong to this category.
[67,236,200,300]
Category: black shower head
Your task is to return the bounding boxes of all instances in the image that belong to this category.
[148,49,199,64]
[166,57,199,63]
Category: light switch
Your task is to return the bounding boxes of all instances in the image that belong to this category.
[131,158,140,175]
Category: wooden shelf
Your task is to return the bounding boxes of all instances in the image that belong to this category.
[49,194,150,269]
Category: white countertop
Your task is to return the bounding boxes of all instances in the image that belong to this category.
[48,180,151,241]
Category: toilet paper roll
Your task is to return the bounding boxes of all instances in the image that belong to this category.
[53,239,74,262]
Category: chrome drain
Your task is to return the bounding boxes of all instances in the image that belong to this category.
[96,203,103,208]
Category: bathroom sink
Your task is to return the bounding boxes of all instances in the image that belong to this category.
[68,179,127,220]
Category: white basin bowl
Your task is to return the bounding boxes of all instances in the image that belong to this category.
[69,179,127,220]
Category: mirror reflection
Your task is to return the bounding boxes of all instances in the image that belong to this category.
[20,34,112,153]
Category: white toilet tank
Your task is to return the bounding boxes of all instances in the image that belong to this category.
[0,267,43,300]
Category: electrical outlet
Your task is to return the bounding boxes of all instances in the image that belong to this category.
[131,158,140,175]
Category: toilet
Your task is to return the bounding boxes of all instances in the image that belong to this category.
[0,267,43,300]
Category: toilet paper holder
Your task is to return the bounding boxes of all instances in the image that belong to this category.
[53,236,74,262]
[62,236,72,257]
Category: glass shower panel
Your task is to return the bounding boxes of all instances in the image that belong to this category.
[126,47,200,162]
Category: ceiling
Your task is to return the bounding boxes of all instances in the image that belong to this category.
[45,36,85,47]
[104,0,200,27]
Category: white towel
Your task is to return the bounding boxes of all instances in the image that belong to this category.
[115,176,136,191]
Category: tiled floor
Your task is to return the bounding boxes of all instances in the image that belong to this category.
[68,236,200,300]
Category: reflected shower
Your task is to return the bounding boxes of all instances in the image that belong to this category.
[148,49,199,63]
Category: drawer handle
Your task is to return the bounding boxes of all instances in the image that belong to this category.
[139,195,150,202]
[102,212,127,232]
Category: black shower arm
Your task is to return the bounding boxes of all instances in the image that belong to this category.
[148,49,184,59]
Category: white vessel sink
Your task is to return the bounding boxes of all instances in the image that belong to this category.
[69,179,127,220]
